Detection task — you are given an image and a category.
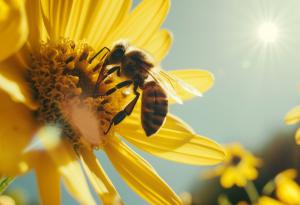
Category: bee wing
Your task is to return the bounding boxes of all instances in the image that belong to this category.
[147,68,183,104]
[158,70,203,97]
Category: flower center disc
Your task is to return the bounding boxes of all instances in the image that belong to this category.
[230,155,242,165]
[29,39,131,148]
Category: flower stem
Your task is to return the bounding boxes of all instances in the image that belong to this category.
[262,180,275,196]
[217,194,232,205]
[244,181,259,203]
[0,177,15,194]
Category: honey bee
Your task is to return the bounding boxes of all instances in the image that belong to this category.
[92,40,201,136]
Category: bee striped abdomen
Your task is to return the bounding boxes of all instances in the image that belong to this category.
[141,81,168,136]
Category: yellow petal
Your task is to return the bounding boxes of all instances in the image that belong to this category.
[0,89,37,175]
[276,169,298,181]
[102,0,170,48]
[44,139,97,205]
[41,0,74,40]
[276,180,300,205]
[167,69,214,103]
[295,128,300,145]
[80,148,121,205]
[41,0,131,43]
[115,113,225,165]
[142,29,173,62]
[220,168,236,188]
[234,173,247,187]
[0,195,15,205]
[179,192,192,205]
[285,106,300,125]
[202,165,225,179]
[25,0,47,53]
[81,0,132,48]
[104,136,182,205]
[70,0,132,42]
[239,163,258,180]
[0,0,28,61]
[0,58,38,109]
[257,197,285,205]
[35,154,60,205]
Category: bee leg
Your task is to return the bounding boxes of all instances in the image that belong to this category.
[120,81,140,116]
[96,79,132,98]
[93,66,121,97]
[104,85,140,134]
[89,46,110,64]
[101,66,121,82]
[117,68,121,76]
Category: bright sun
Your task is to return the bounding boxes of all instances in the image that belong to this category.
[258,22,279,43]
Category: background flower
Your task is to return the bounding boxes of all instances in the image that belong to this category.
[204,143,261,188]
[190,134,300,205]
[285,104,300,144]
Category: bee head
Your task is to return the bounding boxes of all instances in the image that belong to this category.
[105,41,128,65]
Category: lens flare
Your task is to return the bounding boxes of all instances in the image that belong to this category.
[258,22,279,43]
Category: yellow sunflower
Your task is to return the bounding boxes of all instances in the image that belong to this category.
[274,169,300,205]
[0,0,226,204]
[257,169,300,205]
[204,143,261,188]
[256,196,285,205]
[285,104,300,144]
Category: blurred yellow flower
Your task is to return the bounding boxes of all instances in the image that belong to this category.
[274,169,300,205]
[285,105,300,144]
[0,195,15,205]
[1,187,29,205]
[257,169,300,205]
[179,192,192,205]
[0,0,225,204]
[256,196,285,205]
[205,143,261,188]
[0,0,28,61]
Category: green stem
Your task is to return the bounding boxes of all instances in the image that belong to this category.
[217,194,232,205]
[262,180,275,196]
[0,177,15,194]
[244,181,259,203]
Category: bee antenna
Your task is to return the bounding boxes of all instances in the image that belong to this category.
[89,47,110,64]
